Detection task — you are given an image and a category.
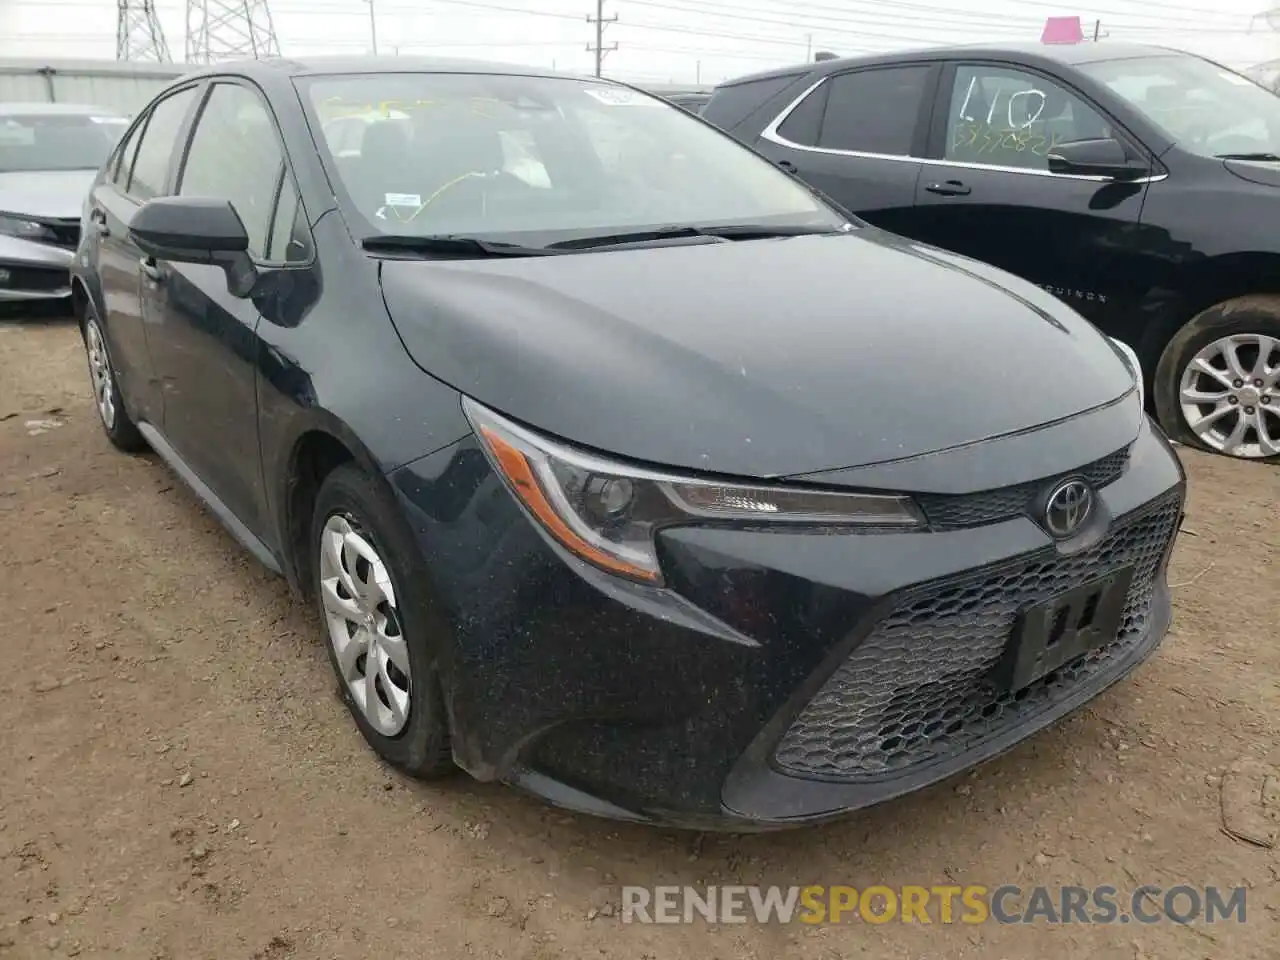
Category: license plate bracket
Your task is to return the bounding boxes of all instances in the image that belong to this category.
[994,566,1136,693]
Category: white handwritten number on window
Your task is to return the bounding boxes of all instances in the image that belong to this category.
[957,76,1047,130]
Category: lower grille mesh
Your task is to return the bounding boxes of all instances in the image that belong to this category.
[773,492,1181,783]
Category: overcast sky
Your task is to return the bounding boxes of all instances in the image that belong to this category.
[1,0,1278,84]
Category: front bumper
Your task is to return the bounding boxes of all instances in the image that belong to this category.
[0,234,75,302]
[390,414,1185,830]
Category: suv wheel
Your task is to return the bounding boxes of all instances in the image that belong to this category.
[82,306,147,452]
[1153,296,1280,462]
[311,463,455,778]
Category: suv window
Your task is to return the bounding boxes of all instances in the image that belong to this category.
[179,82,284,258]
[128,86,198,201]
[810,67,930,155]
[776,81,828,145]
[946,65,1114,170]
[702,73,806,131]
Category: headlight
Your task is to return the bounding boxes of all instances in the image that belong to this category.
[1108,336,1144,408]
[464,398,924,584]
[0,214,57,243]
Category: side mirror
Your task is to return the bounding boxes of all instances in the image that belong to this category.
[1047,138,1149,181]
[129,196,257,297]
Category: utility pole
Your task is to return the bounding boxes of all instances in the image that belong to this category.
[1092,18,1108,41]
[586,0,618,78]
[117,0,172,61]
[366,0,378,55]
[805,32,813,60]
[695,59,701,84]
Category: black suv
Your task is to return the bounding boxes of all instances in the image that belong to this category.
[705,41,1280,462]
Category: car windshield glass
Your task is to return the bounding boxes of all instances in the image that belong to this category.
[1078,54,1280,159]
[298,72,845,245]
[0,113,128,172]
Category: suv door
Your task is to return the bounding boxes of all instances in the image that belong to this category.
[754,64,939,234]
[911,61,1155,331]
[88,84,201,427]
[144,80,311,543]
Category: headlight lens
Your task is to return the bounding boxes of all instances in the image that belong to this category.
[0,213,57,243]
[464,398,924,584]
[1108,336,1144,408]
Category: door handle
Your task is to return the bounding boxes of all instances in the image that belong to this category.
[140,256,163,283]
[90,209,110,237]
[925,180,972,197]
[776,159,798,173]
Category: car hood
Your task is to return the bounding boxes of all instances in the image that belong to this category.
[0,170,96,219]
[1222,158,1280,188]
[379,228,1135,479]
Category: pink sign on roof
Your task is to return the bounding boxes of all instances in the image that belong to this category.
[1041,16,1085,44]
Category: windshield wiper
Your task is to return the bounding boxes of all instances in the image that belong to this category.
[1214,152,1280,161]
[361,234,560,257]
[546,223,849,251]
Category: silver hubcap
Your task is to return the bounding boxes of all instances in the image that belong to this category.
[1178,333,1280,459]
[85,317,116,430]
[318,515,412,737]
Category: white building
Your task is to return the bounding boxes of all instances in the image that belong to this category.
[0,58,191,116]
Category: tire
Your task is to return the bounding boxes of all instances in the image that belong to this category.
[1152,295,1280,463]
[311,462,455,778]
[81,303,147,453]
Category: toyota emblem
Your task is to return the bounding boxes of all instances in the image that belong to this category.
[1044,479,1094,538]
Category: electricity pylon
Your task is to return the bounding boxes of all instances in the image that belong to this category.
[186,0,282,64]
[117,0,172,61]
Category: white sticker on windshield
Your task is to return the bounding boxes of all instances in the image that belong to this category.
[384,192,421,207]
[582,86,663,107]
[1218,71,1252,86]
[89,116,125,124]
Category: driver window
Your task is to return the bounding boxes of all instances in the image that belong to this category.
[946,65,1112,171]
[178,82,283,258]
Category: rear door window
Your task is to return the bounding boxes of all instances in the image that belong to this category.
[814,66,931,155]
[111,116,145,188]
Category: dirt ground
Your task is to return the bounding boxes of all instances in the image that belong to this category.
[1,316,1278,960]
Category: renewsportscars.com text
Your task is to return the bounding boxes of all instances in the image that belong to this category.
[621,884,1248,926]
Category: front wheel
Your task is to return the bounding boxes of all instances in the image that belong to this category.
[81,306,147,453]
[1153,297,1280,462]
[311,463,455,778]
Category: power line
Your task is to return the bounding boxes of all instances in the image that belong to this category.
[618,0,1258,42]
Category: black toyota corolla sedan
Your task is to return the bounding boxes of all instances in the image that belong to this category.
[73,56,1185,829]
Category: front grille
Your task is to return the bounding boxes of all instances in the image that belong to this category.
[0,264,69,292]
[772,491,1181,783]
[917,447,1130,529]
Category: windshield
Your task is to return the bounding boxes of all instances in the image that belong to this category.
[1078,54,1280,158]
[0,113,128,173]
[299,72,844,245]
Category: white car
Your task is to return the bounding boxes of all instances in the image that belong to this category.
[0,103,128,305]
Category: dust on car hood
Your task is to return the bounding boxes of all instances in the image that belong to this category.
[0,169,96,220]
[378,227,1136,479]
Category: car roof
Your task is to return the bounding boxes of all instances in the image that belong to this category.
[715,41,1199,87]
[184,54,600,83]
[0,101,123,116]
